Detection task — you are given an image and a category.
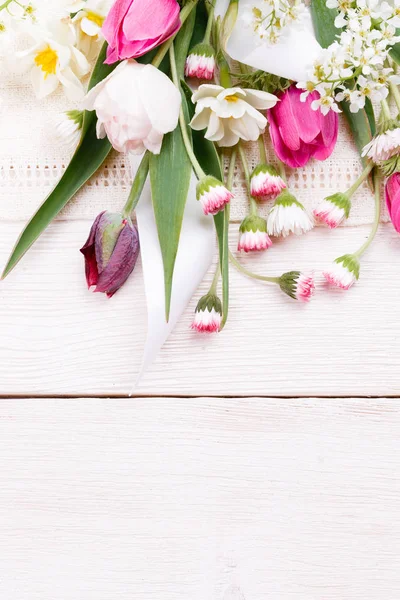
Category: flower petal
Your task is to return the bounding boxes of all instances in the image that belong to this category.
[244,88,278,110]
[138,64,181,133]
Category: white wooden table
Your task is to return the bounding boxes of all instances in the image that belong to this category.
[1,211,400,598]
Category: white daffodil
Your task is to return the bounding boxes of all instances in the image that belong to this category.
[190,84,278,147]
[18,19,90,100]
[69,0,111,60]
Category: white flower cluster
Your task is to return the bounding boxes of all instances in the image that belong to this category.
[241,0,306,45]
[0,0,111,100]
[298,0,400,114]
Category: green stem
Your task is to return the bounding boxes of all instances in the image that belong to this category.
[238,142,258,216]
[229,251,280,283]
[0,0,13,10]
[276,156,287,183]
[219,149,237,330]
[203,2,214,45]
[218,53,232,88]
[122,152,149,218]
[258,135,267,164]
[390,81,400,115]
[209,262,220,295]
[346,161,374,198]
[353,174,381,258]
[381,98,392,122]
[151,0,198,68]
[169,43,205,180]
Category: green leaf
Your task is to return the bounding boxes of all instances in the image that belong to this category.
[2,43,116,279]
[149,96,192,321]
[389,30,400,65]
[341,100,374,169]
[181,80,229,328]
[310,0,339,49]
[174,7,196,77]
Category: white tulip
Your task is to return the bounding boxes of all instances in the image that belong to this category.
[190,84,278,147]
[82,60,181,155]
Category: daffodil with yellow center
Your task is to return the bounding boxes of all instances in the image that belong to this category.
[190,84,278,147]
[34,45,58,78]
[18,20,90,100]
[69,0,111,59]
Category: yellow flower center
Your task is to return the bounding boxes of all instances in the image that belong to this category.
[86,11,104,27]
[34,45,58,77]
[225,95,239,103]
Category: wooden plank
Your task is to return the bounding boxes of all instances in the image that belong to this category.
[0,397,400,599]
[1,221,400,396]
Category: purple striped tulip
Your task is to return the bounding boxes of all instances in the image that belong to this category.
[80,211,139,298]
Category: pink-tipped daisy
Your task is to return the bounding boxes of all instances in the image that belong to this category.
[250,163,286,199]
[191,294,222,333]
[185,43,216,81]
[196,176,234,216]
[313,192,351,229]
[323,255,360,290]
[279,271,315,302]
[267,191,314,237]
[237,215,272,253]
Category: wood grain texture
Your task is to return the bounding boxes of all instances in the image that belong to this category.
[0,397,400,599]
[1,221,400,396]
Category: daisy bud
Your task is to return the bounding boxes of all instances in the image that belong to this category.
[279,271,315,302]
[185,43,216,80]
[54,110,83,151]
[196,176,234,216]
[238,215,272,253]
[250,163,286,199]
[191,294,222,333]
[267,191,314,237]
[362,127,400,163]
[313,192,351,229]
[323,255,360,290]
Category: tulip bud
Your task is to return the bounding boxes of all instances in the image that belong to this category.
[385,172,400,233]
[80,211,140,298]
[185,43,216,80]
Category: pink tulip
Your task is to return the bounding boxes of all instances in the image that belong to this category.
[386,173,400,233]
[267,86,339,168]
[102,0,181,65]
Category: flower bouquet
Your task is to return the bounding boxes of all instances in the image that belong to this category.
[2,0,400,372]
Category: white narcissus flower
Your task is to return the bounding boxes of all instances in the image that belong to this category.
[82,60,181,155]
[267,191,314,237]
[323,255,360,290]
[17,20,90,100]
[190,84,278,147]
[69,0,112,60]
